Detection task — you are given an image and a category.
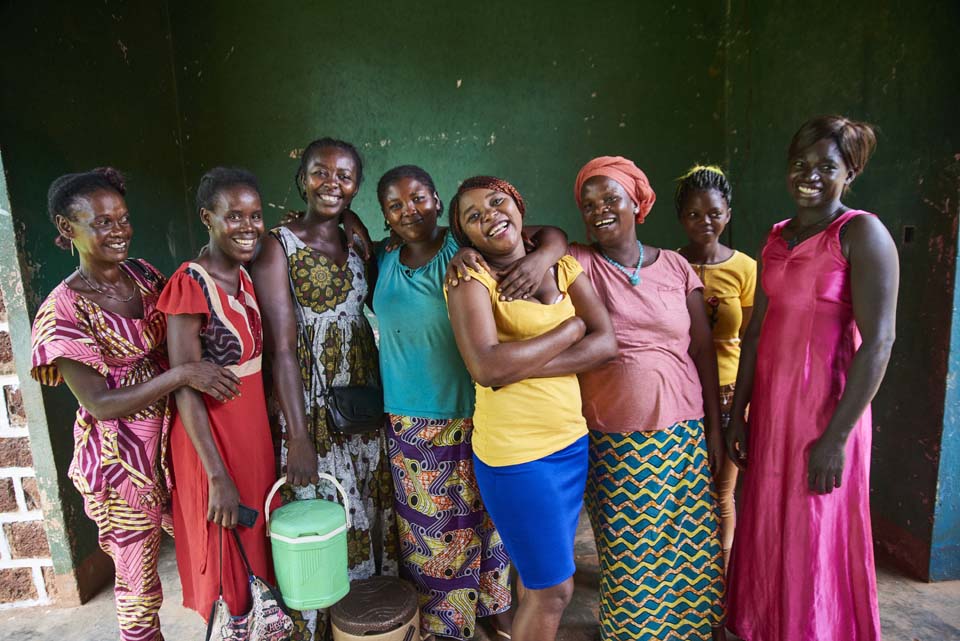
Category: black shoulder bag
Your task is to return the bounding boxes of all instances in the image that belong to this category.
[277,229,384,434]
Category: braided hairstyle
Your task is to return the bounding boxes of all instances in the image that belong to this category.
[295,137,364,202]
[448,176,526,248]
[196,167,261,214]
[674,165,732,215]
[47,167,127,250]
[788,115,878,180]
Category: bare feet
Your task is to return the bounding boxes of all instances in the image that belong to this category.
[488,610,513,638]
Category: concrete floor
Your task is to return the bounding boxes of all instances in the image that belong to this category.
[2,511,959,640]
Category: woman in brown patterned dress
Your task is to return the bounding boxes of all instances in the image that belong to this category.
[252,138,398,640]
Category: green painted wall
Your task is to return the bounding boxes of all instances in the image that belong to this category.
[166,0,728,248]
[1,0,958,596]
[0,1,191,582]
[2,0,730,594]
[724,0,960,579]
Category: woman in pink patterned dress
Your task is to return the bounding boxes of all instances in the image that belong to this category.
[30,168,240,641]
[725,116,899,641]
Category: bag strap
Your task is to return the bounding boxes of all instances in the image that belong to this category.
[218,527,224,594]
[204,528,225,641]
[231,528,255,577]
[213,527,256,591]
[204,603,217,641]
[203,527,260,641]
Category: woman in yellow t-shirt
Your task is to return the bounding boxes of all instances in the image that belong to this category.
[676,165,757,565]
[445,176,617,641]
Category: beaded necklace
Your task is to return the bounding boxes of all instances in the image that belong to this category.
[599,240,644,286]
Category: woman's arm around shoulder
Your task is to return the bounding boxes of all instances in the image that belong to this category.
[446,277,585,388]
[444,226,568,301]
[495,225,569,301]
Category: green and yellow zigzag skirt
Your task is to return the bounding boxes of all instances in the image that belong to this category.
[585,419,726,640]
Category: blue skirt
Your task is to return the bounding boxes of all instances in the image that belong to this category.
[472,435,588,589]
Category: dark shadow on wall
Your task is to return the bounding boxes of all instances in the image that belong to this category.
[0,0,194,599]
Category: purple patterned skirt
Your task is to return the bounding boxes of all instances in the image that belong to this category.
[387,414,511,640]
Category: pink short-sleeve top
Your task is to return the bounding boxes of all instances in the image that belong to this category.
[569,244,705,432]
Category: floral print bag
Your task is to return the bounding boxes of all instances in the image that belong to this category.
[205,528,294,641]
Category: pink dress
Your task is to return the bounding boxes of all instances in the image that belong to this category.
[31,259,171,641]
[727,210,882,641]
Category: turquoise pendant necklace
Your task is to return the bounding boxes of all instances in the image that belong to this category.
[600,241,644,286]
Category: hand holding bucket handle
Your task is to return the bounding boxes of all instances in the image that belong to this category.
[264,473,352,535]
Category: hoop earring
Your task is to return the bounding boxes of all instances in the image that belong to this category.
[383,221,391,232]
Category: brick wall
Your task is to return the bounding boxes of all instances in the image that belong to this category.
[0,288,53,608]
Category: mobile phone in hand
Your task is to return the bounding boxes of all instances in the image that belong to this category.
[237,504,258,528]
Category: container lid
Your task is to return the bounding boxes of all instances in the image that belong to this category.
[331,577,418,633]
[269,498,346,538]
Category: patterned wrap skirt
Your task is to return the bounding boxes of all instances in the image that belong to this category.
[585,419,725,640]
[388,414,511,640]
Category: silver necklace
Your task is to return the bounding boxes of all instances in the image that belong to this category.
[76,268,136,302]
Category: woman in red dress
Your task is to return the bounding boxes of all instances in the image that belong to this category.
[157,167,277,619]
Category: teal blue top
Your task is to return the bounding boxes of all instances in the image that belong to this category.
[373,230,474,419]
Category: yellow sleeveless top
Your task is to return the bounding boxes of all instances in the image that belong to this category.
[450,255,588,466]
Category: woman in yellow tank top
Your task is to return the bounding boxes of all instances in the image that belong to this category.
[445,176,617,641]
[675,165,757,565]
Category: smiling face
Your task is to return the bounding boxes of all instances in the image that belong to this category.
[57,189,132,264]
[456,188,523,256]
[381,177,441,244]
[201,185,265,263]
[678,188,731,245]
[578,176,637,248]
[787,137,855,210]
[302,146,359,218]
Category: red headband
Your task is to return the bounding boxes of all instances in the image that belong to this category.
[450,176,526,246]
[574,156,656,224]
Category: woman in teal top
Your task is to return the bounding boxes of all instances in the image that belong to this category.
[375,226,473,419]
[372,165,566,641]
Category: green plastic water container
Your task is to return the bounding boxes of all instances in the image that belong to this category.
[265,474,350,610]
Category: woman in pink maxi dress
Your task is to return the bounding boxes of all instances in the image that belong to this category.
[725,116,899,641]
